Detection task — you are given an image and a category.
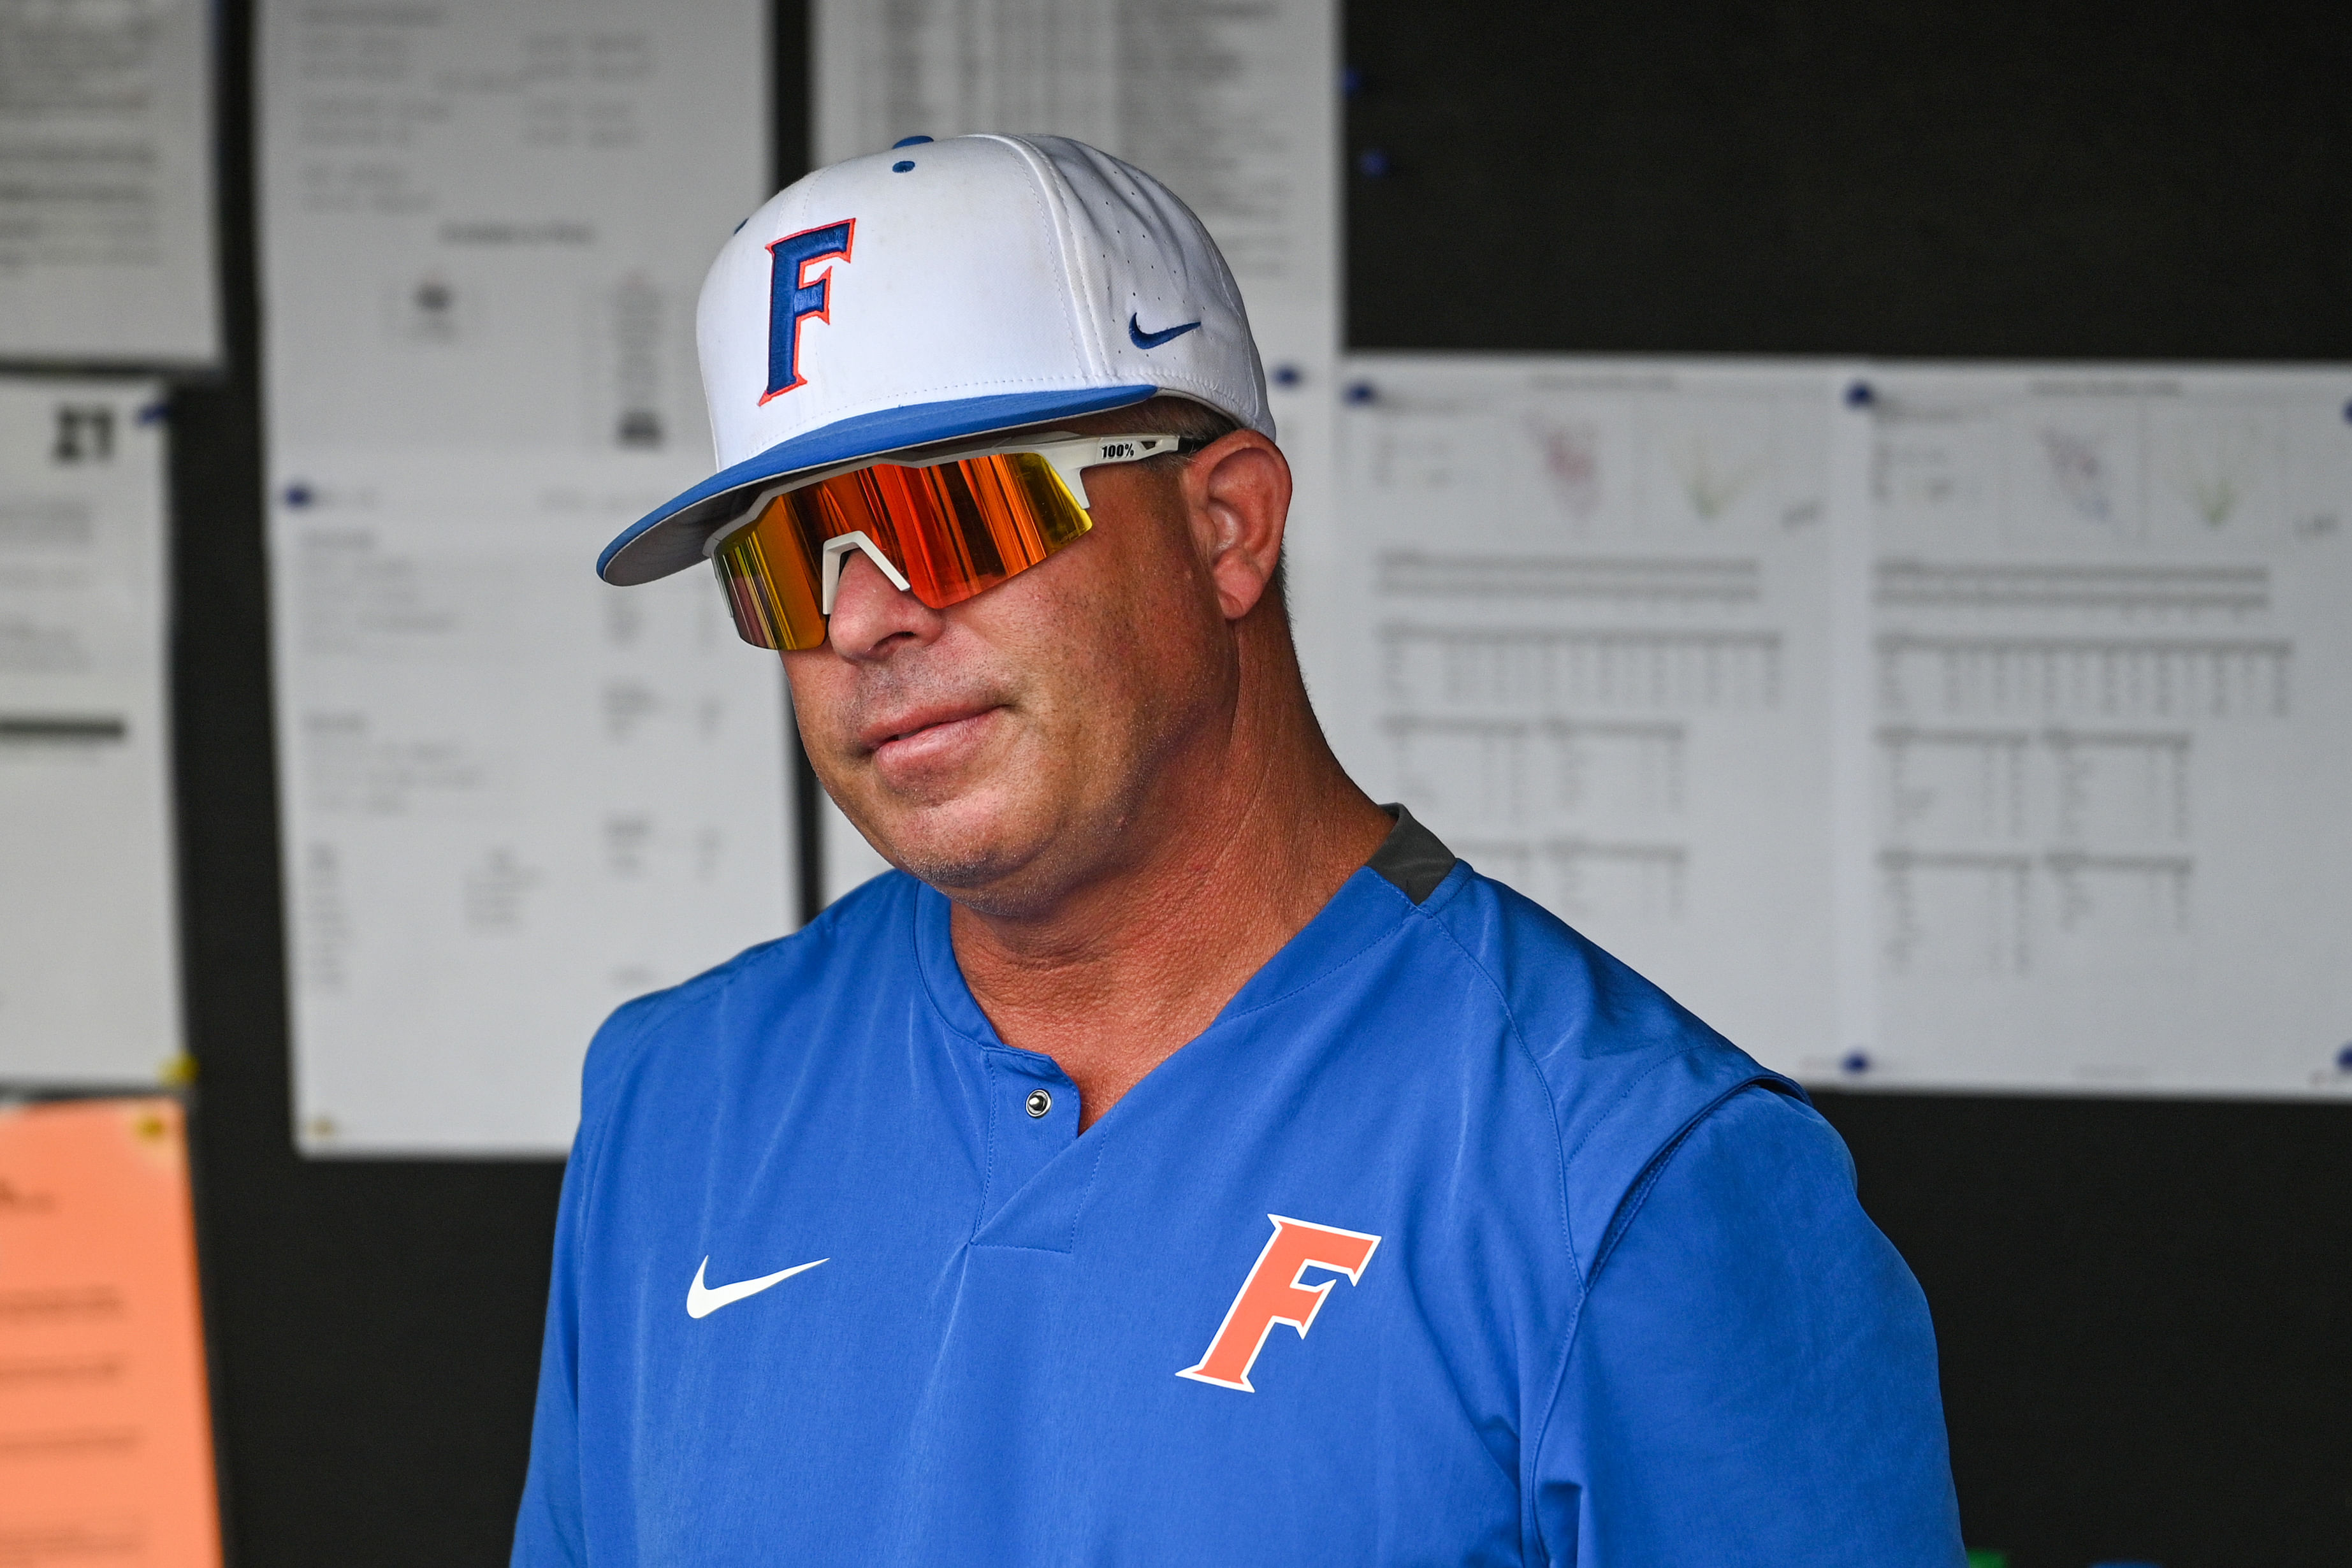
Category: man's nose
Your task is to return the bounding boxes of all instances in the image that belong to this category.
[824,548,944,660]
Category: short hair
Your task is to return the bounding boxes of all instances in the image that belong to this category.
[1133,393,1242,450]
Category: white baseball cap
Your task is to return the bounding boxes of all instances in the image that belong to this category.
[597,133,1274,585]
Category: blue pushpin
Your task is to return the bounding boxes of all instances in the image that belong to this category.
[1340,66,1365,97]
[1845,381,1875,409]
[892,161,916,173]
[1840,1049,1871,1076]
[1344,381,1377,405]
[2335,1042,2352,1073]
[1272,364,1303,389]
[1356,148,1392,179]
[892,135,934,148]
[136,402,167,425]
[282,483,314,509]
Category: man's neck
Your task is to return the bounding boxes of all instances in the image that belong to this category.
[948,679,1392,1131]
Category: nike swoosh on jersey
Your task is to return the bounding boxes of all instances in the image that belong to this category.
[686,1256,828,1318]
[1128,313,1202,350]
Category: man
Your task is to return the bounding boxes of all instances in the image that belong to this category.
[516,134,1965,1565]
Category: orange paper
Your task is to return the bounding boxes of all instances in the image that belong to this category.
[0,1098,221,1566]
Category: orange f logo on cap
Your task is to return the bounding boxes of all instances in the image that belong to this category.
[1177,1215,1382,1393]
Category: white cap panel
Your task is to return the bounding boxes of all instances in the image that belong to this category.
[608,132,1275,583]
[699,138,1112,471]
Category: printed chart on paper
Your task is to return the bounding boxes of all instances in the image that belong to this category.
[1841,366,2352,1096]
[0,379,180,1087]
[0,0,219,362]
[259,0,790,1152]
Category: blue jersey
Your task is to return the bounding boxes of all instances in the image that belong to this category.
[514,824,1964,1565]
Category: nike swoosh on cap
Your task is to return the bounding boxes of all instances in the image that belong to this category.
[686,1255,829,1319]
[1128,313,1202,350]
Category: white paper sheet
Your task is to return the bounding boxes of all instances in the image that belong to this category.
[259,0,788,1154]
[0,377,181,1085]
[813,0,1336,337]
[1832,365,2352,1097]
[0,0,219,364]
[1326,356,1848,1078]
[811,0,1340,902]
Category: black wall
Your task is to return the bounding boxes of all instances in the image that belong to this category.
[1346,1,2352,360]
[156,3,2346,1564]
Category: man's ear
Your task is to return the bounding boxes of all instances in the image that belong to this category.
[1180,431,1292,621]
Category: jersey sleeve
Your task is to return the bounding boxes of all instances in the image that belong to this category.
[510,1132,592,1566]
[511,999,652,1567]
[1531,1084,1967,1567]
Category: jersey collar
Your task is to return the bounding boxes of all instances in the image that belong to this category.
[909,856,1471,1060]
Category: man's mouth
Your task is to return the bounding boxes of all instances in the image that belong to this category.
[861,702,1003,769]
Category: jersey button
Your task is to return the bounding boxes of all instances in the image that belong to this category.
[1024,1089,1052,1119]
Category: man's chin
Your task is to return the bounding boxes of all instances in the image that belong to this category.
[854,788,1057,899]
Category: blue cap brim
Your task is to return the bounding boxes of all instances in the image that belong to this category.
[598,386,1160,584]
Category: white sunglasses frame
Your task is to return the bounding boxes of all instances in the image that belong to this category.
[704,430,1191,615]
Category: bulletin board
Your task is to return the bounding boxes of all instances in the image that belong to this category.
[136,3,2352,1565]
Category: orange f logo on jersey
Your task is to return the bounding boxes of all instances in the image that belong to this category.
[1177,1215,1383,1392]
